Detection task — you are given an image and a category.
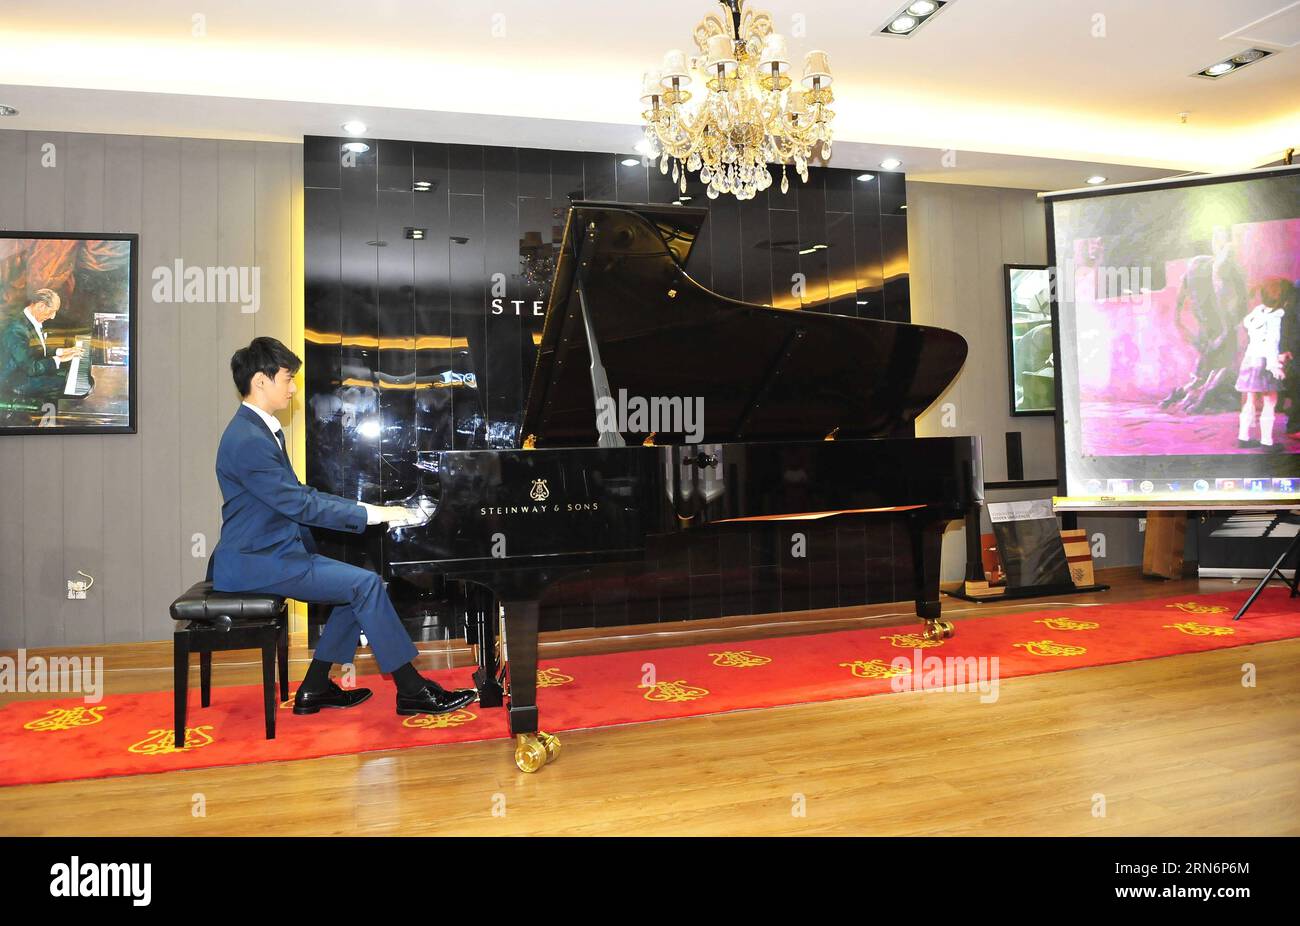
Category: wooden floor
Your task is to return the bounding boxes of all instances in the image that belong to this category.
[2,571,1298,836]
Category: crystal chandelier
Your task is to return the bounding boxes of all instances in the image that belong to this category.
[639,0,834,201]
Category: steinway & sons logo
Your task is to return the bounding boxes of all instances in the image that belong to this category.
[480,477,600,516]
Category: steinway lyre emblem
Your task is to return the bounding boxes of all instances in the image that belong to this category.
[23,706,106,732]
[128,725,215,754]
[529,478,550,502]
[709,650,771,668]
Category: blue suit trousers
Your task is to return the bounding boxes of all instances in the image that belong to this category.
[248,554,418,673]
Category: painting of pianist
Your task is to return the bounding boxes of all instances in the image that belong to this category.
[0,236,134,433]
[1069,217,1300,456]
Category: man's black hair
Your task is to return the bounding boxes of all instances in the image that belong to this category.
[231,337,301,397]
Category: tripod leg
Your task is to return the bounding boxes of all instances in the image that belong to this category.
[1234,534,1300,620]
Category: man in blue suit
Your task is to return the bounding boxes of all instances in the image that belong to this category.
[211,337,475,716]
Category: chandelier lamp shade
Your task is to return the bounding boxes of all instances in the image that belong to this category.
[640,0,834,200]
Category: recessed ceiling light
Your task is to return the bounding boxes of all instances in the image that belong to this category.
[620,157,640,167]
[1195,48,1272,79]
[0,104,17,117]
[880,158,902,170]
[342,141,369,153]
[1085,175,1107,185]
[856,173,876,182]
[341,120,367,135]
[879,0,951,37]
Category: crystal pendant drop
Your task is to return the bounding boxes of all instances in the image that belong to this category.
[687,153,701,171]
[660,155,669,175]
[700,166,712,183]
[706,186,719,199]
[672,161,679,182]
[780,168,789,194]
[679,173,687,193]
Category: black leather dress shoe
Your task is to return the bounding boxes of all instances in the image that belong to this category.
[396,682,478,716]
[293,681,373,715]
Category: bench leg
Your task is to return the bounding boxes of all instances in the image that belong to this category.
[200,650,212,707]
[262,635,277,740]
[277,617,290,703]
[174,630,190,749]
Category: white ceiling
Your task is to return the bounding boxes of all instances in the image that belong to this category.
[2,0,1297,190]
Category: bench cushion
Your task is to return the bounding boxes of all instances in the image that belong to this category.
[170,581,286,622]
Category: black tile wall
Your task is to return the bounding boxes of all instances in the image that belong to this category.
[305,136,913,634]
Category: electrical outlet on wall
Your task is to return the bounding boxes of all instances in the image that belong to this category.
[66,571,94,600]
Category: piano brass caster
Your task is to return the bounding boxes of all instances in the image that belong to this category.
[923,619,955,641]
[514,734,548,774]
[537,730,561,764]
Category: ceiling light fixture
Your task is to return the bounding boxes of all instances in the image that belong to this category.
[856,173,875,182]
[0,104,17,117]
[341,120,367,135]
[879,0,952,37]
[639,0,834,200]
[342,141,369,154]
[1194,48,1273,79]
[404,227,427,240]
[1085,175,1107,185]
[880,157,902,170]
[620,157,640,166]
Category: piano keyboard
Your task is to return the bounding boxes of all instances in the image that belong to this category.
[62,338,92,397]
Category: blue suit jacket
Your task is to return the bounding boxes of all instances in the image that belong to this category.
[210,404,366,591]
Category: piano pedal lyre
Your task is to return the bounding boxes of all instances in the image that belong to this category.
[922,619,955,642]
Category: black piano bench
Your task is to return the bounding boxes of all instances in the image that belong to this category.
[170,581,290,744]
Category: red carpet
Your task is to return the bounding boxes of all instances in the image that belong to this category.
[1,588,1296,786]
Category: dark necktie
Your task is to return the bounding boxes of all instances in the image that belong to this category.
[274,428,289,463]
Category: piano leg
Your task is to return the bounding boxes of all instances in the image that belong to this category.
[472,591,504,708]
[501,598,559,772]
[909,512,955,640]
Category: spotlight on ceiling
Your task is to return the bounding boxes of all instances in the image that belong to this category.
[0,104,17,117]
[620,157,640,167]
[342,141,369,154]
[1085,175,1107,185]
[856,173,876,182]
[1194,48,1273,79]
[341,120,368,135]
[879,158,902,171]
[879,0,952,36]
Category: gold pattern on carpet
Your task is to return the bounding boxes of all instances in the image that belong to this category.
[1013,640,1088,657]
[1033,617,1100,631]
[23,706,106,732]
[1166,602,1230,614]
[640,680,710,702]
[839,659,912,679]
[128,725,215,755]
[709,650,772,668]
[537,667,575,688]
[402,709,478,729]
[1163,621,1235,636]
[880,633,943,648]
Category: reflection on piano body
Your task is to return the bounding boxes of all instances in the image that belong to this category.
[377,202,983,772]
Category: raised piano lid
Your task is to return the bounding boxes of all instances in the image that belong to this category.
[521,201,968,448]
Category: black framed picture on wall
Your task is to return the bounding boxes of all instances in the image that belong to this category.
[0,231,138,435]
[1005,263,1054,416]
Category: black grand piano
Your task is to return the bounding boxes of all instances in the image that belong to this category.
[382,202,982,772]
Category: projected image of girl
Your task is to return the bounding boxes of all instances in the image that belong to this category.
[1236,280,1292,448]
